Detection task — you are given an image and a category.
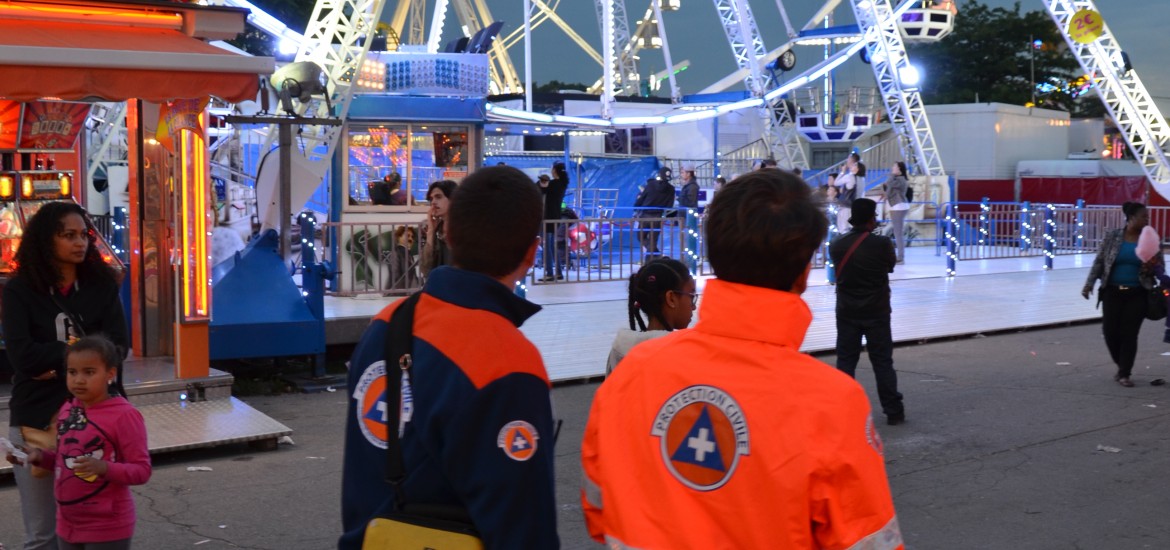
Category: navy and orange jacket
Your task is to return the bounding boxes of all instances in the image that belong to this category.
[581,279,903,550]
[339,267,559,550]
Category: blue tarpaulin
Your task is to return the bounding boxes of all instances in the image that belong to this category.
[485,154,661,217]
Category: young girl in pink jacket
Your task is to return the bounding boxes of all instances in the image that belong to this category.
[16,335,151,549]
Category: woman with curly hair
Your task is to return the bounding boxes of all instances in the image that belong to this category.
[3,201,128,549]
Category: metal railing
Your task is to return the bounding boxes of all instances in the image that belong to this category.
[936,199,1139,274]
[322,221,427,296]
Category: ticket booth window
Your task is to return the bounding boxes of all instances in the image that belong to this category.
[346,124,472,209]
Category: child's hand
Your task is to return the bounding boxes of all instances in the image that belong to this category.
[72,456,108,478]
[7,445,39,467]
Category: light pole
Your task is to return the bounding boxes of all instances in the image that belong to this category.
[1029,36,1041,106]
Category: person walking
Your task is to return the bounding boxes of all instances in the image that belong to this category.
[882,161,911,264]
[582,170,902,549]
[830,198,905,426]
[539,162,569,281]
[634,167,675,257]
[1082,202,1162,387]
[340,166,559,549]
[3,201,129,550]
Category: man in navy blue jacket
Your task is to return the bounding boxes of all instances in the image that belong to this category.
[340,166,559,549]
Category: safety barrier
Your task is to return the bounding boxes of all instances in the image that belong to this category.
[936,199,1137,275]
[529,210,700,285]
[321,221,427,296]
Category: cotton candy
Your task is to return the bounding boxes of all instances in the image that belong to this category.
[1136,225,1161,262]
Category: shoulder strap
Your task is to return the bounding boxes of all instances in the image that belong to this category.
[836,232,870,283]
[48,288,86,338]
[383,292,423,493]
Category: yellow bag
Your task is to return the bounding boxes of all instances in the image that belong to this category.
[19,425,57,479]
[363,514,483,550]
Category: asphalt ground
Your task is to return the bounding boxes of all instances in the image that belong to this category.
[4,319,1170,549]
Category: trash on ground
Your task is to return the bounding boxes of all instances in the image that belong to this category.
[279,435,295,445]
[1056,362,1071,366]
[186,466,213,472]
[326,386,337,392]
[1096,445,1122,453]
[306,456,326,460]
[1152,379,1166,386]
[219,525,227,529]
[973,333,986,338]
[1144,404,1157,408]
[194,541,211,546]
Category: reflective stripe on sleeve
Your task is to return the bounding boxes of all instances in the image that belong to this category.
[844,516,903,550]
[582,467,603,509]
[605,535,643,549]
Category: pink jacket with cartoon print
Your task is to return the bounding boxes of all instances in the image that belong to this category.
[36,396,152,543]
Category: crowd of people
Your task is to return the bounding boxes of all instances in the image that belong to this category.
[7,160,1161,550]
[338,166,907,549]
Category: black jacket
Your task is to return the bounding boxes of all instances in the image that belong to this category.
[679,180,700,208]
[635,178,676,216]
[3,276,128,428]
[541,176,569,220]
[829,230,896,319]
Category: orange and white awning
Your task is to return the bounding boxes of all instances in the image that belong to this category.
[0,18,273,103]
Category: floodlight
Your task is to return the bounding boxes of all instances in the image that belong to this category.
[278,38,298,56]
[270,61,330,115]
[899,65,922,88]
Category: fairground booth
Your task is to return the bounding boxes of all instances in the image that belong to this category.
[0,0,288,452]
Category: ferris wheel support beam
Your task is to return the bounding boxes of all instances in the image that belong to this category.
[710,0,807,169]
[851,0,945,177]
[255,0,388,233]
[1041,0,1170,188]
[600,0,616,118]
[651,0,681,102]
[450,0,522,93]
[594,0,640,96]
[427,0,449,52]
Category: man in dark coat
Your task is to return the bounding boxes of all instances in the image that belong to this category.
[634,167,675,255]
[829,198,905,426]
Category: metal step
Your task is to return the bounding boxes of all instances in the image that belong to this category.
[0,397,292,475]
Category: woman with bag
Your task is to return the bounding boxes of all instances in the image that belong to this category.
[3,202,128,550]
[881,161,912,264]
[1082,202,1161,387]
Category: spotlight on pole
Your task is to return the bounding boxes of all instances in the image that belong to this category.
[898,65,921,89]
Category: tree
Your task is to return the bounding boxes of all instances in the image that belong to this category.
[534,80,590,93]
[907,0,1104,117]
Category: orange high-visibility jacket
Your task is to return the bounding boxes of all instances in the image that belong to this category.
[581,279,903,550]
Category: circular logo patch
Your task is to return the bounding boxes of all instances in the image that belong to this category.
[353,361,389,449]
[497,421,539,461]
[651,385,750,491]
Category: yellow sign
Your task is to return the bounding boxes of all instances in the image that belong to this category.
[1069,9,1104,44]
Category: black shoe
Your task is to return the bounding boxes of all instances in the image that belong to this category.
[886,413,905,426]
[555,273,564,280]
[538,276,555,282]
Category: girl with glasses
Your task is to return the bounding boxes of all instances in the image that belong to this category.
[606,258,697,375]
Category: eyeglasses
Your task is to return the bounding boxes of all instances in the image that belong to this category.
[673,290,700,307]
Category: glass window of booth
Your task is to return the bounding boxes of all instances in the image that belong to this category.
[347,124,472,209]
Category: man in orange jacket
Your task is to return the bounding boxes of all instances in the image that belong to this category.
[581,169,903,549]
